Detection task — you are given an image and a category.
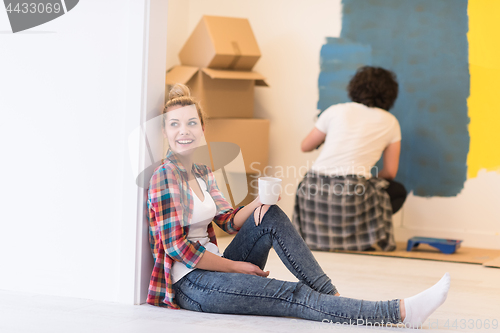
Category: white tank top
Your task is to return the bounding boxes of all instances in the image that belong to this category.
[171,177,221,284]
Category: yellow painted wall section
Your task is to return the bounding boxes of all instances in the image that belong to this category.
[467,0,500,178]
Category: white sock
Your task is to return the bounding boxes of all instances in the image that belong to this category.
[403,272,450,328]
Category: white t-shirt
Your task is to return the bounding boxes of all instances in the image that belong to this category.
[171,177,221,284]
[311,102,401,178]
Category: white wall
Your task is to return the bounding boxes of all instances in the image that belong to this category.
[398,171,500,249]
[167,0,500,249]
[0,0,159,302]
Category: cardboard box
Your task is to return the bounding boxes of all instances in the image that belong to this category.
[179,15,261,70]
[204,119,269,174]
[165,65,267,118]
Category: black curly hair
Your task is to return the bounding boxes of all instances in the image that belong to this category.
[347,66,399,111]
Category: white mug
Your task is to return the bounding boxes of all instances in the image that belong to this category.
[258,177,282,205]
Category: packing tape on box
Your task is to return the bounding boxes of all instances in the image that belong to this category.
[228,41,242,70]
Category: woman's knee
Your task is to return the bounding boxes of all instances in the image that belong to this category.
[260,204,290,226]
[253,204,271,226]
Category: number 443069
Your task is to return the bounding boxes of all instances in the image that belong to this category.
[6,2,62,14]
[444,319,498,330]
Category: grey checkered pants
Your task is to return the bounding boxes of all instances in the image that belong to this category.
[292,172,396,252]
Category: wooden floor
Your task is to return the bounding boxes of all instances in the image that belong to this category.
[1,237,499,332]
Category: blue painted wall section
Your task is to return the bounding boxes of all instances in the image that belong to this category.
[318,38,371,113]
[318,0,470,197]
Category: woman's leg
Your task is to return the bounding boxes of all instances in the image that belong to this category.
[384,180,407,213]
[173,269,401,325]
[174,270,450,328]
[223,205,338,295]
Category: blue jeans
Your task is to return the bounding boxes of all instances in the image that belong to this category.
[173,205,402,324]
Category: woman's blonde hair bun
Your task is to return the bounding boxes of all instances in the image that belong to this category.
[164,83,207,127]
[168,83,190,101]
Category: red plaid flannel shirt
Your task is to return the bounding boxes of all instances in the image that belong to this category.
[147,149,242,309]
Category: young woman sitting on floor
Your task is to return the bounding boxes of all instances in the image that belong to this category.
[146,83,447,328]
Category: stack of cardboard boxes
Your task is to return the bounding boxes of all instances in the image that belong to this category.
[165,16,270,235]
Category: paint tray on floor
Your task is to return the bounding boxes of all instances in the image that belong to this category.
[406,237,462,254]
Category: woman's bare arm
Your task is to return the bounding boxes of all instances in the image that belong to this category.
[377,141,401,180]
[232,196,263,228]
[301,127,326,152]
[195,250,269,277]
